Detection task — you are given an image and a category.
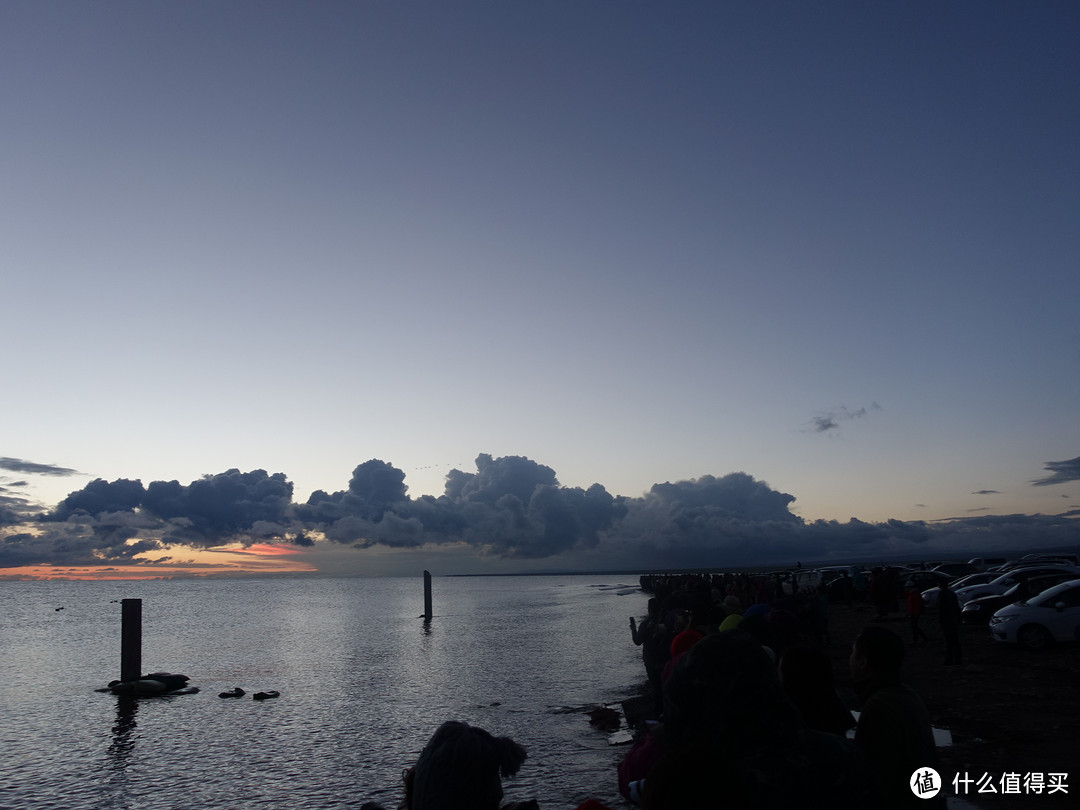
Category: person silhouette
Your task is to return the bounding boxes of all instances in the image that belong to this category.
[850,626,944,809]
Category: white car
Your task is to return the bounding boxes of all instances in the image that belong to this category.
[989,578,1080,649]
[921,572,998,609]
[953,565,1080,604]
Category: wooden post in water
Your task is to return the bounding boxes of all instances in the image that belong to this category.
[120,598,142,682]
[423,570,433,621]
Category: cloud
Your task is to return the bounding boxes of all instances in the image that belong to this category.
[53,478,146,519]
[301,455,619,559]
[806,403,881,434]
[0,458,88,525]
[4,452,1079,574]
[0,457,81,477]
[1031,455,1080,486]
[645,473,800,523]
[0,512,164,568]
[44,468,296,547]
[0,492,28,527]
[918,513,1079,554]
[972,490,1001,495]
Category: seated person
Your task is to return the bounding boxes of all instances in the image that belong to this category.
[361,720,536,810]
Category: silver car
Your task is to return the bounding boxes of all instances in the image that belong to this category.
[953,565,1080,605]
[989,579,1080,649]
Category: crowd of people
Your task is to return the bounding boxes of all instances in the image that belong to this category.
[361,570,949,809]
[616,571,946,809]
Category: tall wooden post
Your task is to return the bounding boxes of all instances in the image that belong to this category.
[120,598,142,683]
[423,570,433,621]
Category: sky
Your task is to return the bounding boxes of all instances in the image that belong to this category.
[2,2,1078,578]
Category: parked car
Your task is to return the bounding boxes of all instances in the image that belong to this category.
[961,573,1078,625]
[1019,553,1079,566]
[901,570,953,597]
[823,567,869,602]
[815,566,854,583]
[932,562,978,578]
[789,566,850,593]
[989,578,1080,649]
[968,557,1008,571]
[921,571,998,610]
[953,565,1080,604]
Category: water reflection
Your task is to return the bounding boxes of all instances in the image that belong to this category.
[108,696,139,767]
[102,695,140,809]
[2,576,645,809]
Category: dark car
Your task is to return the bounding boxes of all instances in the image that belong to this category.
[824,568,869,602]
[961,573,1079,625]
[933,562,978,578]
[901,570,953,595]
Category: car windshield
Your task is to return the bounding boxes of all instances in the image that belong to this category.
[990,567,1061,587]
[1033,582,1079,606]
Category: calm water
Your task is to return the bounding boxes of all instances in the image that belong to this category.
[0,575,647,809]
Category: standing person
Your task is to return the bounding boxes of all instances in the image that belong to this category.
[668,609,703,661]
[869,568,891,619]
[630,598,669,717]
[850,626,945,809]
[937,580,963,666]
[640,631,881,809]
[905,582,929,646]
[837,570,855,608]
[851,567,867,603]
[779,643,855,737]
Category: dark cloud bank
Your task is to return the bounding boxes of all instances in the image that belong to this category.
[2,454,1078,573]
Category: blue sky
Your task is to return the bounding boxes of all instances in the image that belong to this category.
[2,2,1078,575]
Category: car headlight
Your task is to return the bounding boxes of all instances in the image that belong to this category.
[990,614,1018,625]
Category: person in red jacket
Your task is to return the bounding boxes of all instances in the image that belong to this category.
[905,581,929,646]
[668,609,703,660]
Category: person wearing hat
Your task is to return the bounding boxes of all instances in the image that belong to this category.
[905,581,929,646]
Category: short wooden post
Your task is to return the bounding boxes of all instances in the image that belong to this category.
[423,570,433,621]
[120,598,142,682]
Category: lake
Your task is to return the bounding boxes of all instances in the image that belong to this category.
[0,574,648,809]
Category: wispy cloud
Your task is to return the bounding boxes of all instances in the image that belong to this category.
[972,490,1001,495]
[0,458,87,524]
[0,458,81,477]
[1031,455,1080,486]
[806,403,882,434]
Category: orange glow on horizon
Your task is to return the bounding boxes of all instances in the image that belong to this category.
[228,543,306,556]
[0,543,319,581]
